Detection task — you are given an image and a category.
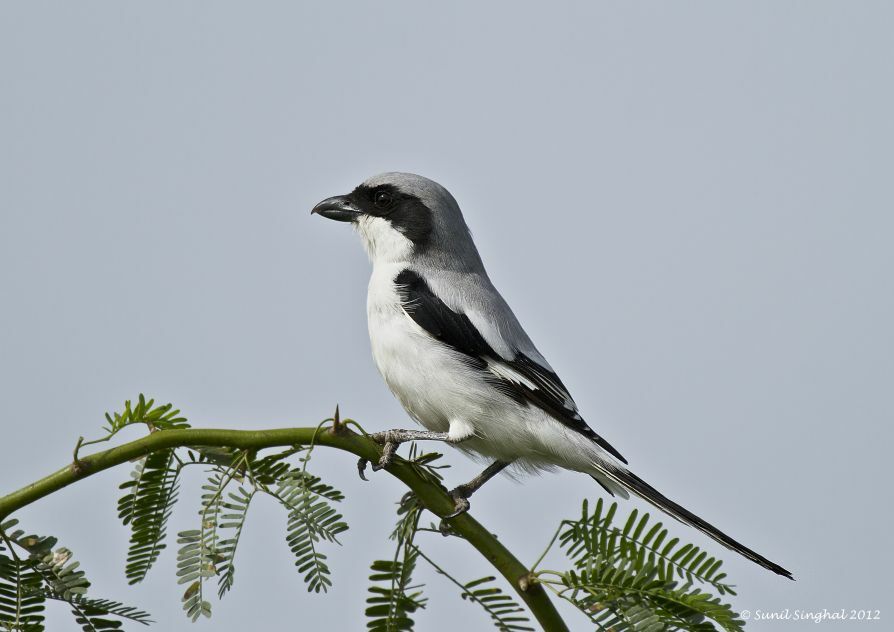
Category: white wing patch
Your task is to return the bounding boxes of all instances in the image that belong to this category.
[485,358,537,390]
[524,361,579,414]
[486,357,582,420]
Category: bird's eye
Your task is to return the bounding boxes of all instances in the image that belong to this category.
[374,190,393,209]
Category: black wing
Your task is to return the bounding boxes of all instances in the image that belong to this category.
[395,269,627,464]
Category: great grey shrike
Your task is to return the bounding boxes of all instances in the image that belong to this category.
[312,172,791,578]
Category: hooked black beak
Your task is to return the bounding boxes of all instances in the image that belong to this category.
[311,195,362,222]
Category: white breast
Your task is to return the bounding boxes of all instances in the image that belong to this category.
[366,263,489,435]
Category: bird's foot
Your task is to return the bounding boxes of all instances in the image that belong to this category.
[357,430,402,480]
[437,485,473,534]
[445,484,472,518]
[435,461,512,532]
[357,453,395,480]
[357,429,451,481]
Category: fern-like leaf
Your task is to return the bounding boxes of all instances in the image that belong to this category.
[1,525,63,632]
[366,553,426,632]
[390,492,423,545]
[269,460,348,594]
[458,576,533,632]
[176,469,230,621]
[413,543,534,632]
[404,443,450,483]
[103,394,188,435]
[50,594,153,631]
[365,491,427,631]
[30,547,89,601]
[117,449,181,584]
[558,563,742,632]
[559,499,735,595]
[544,499,744,631]
[215,486,254,599]
[1,521,150,632]
[283,501,344,593]
[0,527,46,632]
[0,562,45,632]
[175,532,213,622]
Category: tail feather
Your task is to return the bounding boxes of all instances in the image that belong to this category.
[599,466,793,579]
[590,474,630,499]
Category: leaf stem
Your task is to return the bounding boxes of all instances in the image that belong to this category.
[529,524,563,573]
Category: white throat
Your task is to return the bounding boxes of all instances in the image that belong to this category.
[354,215,414,265]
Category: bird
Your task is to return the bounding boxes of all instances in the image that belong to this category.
[311,172,792,579]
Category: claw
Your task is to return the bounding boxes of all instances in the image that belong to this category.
[357,457,369,481]
[443,495,471,519]
[437,493,470,535]
[438,487,472,528]
[370,457,388,471]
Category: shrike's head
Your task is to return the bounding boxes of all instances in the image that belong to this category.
[311,172,482,270]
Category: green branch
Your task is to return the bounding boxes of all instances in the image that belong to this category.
[0,426,568,632]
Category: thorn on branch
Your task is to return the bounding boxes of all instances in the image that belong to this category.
[328,404,348,435]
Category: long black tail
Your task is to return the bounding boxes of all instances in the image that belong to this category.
[600,466,793,579]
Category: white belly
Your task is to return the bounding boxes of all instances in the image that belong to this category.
[367,263,482,434]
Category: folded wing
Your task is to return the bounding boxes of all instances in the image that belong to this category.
[395,268,627,464]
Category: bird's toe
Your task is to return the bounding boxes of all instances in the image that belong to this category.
[372,450,394,471]
[443,489,471,520]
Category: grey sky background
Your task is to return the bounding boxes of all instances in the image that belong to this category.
[1,2,891,630]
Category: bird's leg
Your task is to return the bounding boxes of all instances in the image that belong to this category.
[442,459,512,524]
[357,429,452,480]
